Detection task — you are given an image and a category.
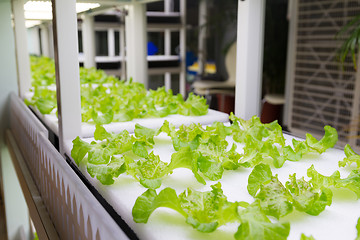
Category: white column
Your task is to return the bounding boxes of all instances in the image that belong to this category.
[198,0,207,76]
[52,0,82,155]
[179,0,186,96]
[82,14,96,68]
[234,0,266,120]
[125,3,148,87]
[12,0,31,99]
[164,29,171,90]
[284,0,298,127]
[0,0,18,147]
[350,46,360,146]
[120,25,126,80]
[108,28,115,57]
[40,24,50,57]
[164,0,174,13]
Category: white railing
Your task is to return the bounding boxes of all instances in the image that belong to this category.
[9,92,130,240]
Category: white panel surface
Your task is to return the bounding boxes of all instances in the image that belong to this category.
[30,107,229,138]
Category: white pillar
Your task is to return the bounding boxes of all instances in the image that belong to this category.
[12,0,31,99]
[284,0,297,127]
[40,24,50,57]
[164,29,171,90]
[108,28,115,57]
[198,0,207,76]
[0,0,18,147]
[82,14,96,68]
[164,0,174,14]
[350,46,360,146]
[125,3,148,87]
[234,0,266,120]
[52,0,82,155]
[179,0,186,96]
[120,25,126,80]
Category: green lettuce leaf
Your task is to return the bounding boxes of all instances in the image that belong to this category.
[167,147,206,185]
[286,173,332,216]
[335,170,360,199]
[356,217,360,240]
[304,125,338,154]
[300,234,316,240]
[256,177,293,219]
[235,201,290,240]
[307,165,340,190]
[71,136,91,165]
[87,155,126,185]
[132,187,186,223]
[132,183,239,233]
[339,144,360,168]
[247,163,273,197]
[180,183,239,232]
[137,152,167,189]
[134,123,157,145]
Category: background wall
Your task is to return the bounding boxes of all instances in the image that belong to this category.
[0,0,19,146]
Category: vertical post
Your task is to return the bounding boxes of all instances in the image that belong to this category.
[82,14,96,68]
[120,25,126,79]
[164,0,174,14]
[0,3,27,237]
[198,0,207,76]
[350,48,360,146]
[125,3,148,87]
[234,0,266,120]
[0,0,18,148]
[108,28,115,57]
[12,0,31,99]
[179,0,187,96]
[52,0,82,155]
[40,24,51,57]
[164,29,172,90]
[284,0,298,128]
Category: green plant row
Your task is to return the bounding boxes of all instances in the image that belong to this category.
[26,56,209,124]
[71,114,338,187]
[132,163,360,239]
[71,113,360,239]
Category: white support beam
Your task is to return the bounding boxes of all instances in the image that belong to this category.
[197,0,207,76]
[164,29,171,90]
[82,14,96,68]
[234,0,266,120]
[40,24,51,57]
[164,0,174,14]
[0,1,18,148]
[165,29,171,56]
[12,0,31,99]
[350,46,360,146]
[52,0,82,155]
[284,0,298,127]
[120,25,126,80]
[125,3,148,87]
[108,28,115,57]
[179,0,186,96]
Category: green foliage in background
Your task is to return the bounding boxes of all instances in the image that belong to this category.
[26,56,208,124]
